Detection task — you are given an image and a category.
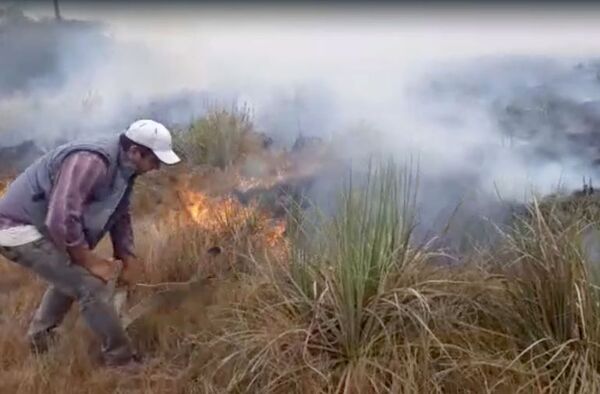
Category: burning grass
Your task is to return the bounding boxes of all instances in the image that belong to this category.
[3,140,600,391]
[0,148,293,392]
[189,161,600,393]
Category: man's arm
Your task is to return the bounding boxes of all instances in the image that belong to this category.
[110,197,143,286]
[110,198,135,262]
[45,151,117,280]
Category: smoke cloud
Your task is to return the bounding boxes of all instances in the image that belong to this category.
[5,3,600,248]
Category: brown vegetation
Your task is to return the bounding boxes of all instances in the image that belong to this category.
[1,110,600,392]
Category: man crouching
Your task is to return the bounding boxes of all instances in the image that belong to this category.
[0,120,180,369]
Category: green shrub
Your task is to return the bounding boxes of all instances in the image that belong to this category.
[174,106,254,169]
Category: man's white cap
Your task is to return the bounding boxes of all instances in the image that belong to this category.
[124,119,181,165]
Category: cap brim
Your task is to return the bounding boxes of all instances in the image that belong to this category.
[153,149,181,165]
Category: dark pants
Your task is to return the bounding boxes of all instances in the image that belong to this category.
[0,238,133,364]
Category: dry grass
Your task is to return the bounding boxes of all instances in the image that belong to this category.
[0,140,305,391]
[0,196,274,393]
[173,106,267,169]
[180,164,600,393]
[3,149,600,392]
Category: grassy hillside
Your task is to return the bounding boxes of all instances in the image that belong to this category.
[1,110,600,392]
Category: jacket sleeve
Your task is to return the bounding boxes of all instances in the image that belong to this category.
[45,151,108,250]
[109,196,136,260]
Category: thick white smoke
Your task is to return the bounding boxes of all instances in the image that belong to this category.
[6,3,600,248]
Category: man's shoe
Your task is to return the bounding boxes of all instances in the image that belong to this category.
[105,352,144,374]
[28,330,58,354]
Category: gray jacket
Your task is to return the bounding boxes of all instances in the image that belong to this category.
[0,136,136,249]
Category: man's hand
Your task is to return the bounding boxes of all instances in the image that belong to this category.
[84,255,122,283]
[118,255,143,287]
[67,245,121,283]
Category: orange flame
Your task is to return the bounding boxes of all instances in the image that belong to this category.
[264,219,287,247]
[180,190,250,230]
[177,187,287,249]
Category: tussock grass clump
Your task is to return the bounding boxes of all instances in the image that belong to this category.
[174,106,260,169]
[199,161,503,392]
[194,161,600,393]
[487,199,600,392]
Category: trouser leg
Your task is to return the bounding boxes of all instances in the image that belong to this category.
[27,286,74,351]
[28,285,74,336]
[0,240,134,364]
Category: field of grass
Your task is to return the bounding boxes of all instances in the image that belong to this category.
[1,111,600,393]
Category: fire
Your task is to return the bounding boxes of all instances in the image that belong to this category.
[168,155,305,253]
[264,219,287,247]
[179,189,248,230]
[177,187,288,248]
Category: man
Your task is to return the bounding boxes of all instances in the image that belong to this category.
[0,119,181,368]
